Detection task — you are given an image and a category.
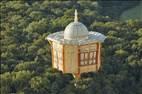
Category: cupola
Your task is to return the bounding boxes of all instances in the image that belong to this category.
[64,10,89,40]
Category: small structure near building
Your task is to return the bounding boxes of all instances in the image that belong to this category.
[46,10,106,78]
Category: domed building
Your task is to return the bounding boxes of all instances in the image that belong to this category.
[46,10,106,78]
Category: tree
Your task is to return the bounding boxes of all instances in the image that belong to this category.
[30,76,50,94]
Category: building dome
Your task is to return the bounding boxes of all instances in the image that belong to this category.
[64,22,88,40]
[64,10,89,40]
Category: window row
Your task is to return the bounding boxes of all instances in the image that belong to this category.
[80,52,96,60]
[79,51,97,66]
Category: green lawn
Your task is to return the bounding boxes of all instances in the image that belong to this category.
[120,1,142,21]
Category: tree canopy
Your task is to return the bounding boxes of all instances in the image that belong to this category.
[0,1,142,94]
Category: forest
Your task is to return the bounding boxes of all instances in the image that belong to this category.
[0,0,142,94]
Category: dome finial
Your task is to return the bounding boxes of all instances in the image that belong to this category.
[74,9,78,22]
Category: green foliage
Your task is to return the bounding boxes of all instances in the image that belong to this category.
[14,61,37,71]
[0,1,142,94]
[30,76,50,93]
[115,49,128,57]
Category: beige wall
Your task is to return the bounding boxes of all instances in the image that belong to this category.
[52,42,63,71]
[64,45,78,73]
[79,65,97,73]
[51,42,101,75]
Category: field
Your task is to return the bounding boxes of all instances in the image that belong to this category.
[120,1,142,21]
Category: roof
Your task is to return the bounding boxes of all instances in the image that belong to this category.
[64,21,89,40]
[64,9,89,40]
[46,31,106,45]
[46,9,106,45]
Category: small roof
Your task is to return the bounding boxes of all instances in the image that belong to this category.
[64,22,89,40]
[46,9,106,45]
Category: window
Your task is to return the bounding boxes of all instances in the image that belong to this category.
[79,43,98,66]
[79,51,97,66]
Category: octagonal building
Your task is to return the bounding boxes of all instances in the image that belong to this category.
[46,10,106,78]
